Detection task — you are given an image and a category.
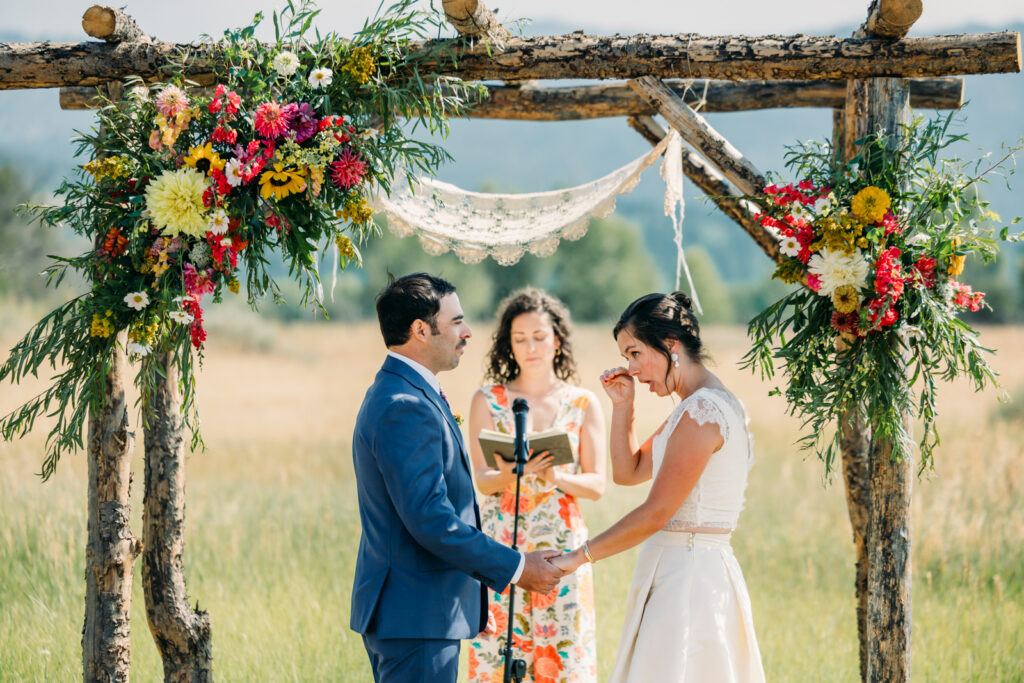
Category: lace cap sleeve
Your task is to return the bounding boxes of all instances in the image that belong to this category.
[669,393,730,443]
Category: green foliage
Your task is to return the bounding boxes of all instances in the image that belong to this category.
[0,0,476,479]
[743,112,1023,473]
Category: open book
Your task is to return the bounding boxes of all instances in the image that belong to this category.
[478,428,575,469]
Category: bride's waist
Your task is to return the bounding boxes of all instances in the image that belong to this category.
[646,529,733,548]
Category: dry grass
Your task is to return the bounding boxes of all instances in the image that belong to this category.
[1,321,1022,681]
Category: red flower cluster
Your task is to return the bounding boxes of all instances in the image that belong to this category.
[951,281,985,312]
[763,180,830,207]
[97,226,129,263]
[209,84,242,145]
[182,297,206,349]
[909,256,937,289]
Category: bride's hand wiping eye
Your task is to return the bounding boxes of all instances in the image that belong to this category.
[600,367,634,405]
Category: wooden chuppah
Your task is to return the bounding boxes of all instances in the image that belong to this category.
[1,1,1020,680]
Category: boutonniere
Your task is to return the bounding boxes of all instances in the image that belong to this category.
[453,413,464,426]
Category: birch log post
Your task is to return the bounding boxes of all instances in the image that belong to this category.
[142,351,212,682]
[628,76,767,197]
[83,330,141,683]
[627,115,781,263]
[442,0,509,43]
[863,0,924,40]
[2,30,1020,90]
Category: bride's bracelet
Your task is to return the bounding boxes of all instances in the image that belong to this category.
[582,540,595,564]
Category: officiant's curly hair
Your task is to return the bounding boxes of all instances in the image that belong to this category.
[485,288,579,384]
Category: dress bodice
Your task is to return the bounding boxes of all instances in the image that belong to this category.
[651,387,754,531]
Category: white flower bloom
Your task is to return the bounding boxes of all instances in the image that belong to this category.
[273,51,300,77]
[124,291,150,310]
[308,67,333,88]
[778,235,802,258]
[813,192,836,216]
[224,158,244,187]
[360,128,379,140]
[130,85,150,101]
[127,341,152,357]
[907,233,930,246]
[208,209,230,235]
[807,248,871,297]
[168,310,194,325]
[790,203,810,220]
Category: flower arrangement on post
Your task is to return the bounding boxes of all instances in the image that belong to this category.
[743,113,1022,472]
[1,0,481,478]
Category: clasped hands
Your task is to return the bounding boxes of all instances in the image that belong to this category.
[516,547,589,594]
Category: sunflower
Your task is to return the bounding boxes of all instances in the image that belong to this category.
[184,143,226,175]
[850,186,891,225]
[259,163,307,200]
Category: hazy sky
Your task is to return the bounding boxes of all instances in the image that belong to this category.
[5,0,1024,42]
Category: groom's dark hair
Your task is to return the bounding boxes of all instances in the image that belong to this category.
[376,272,457,346]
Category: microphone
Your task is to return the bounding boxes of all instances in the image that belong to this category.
[512,398,530,467]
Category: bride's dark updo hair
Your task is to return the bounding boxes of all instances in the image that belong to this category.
[613,291,708,366]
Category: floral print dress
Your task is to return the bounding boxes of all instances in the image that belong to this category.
[468,384,598,683]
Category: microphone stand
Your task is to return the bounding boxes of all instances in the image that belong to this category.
[503,398,530,683]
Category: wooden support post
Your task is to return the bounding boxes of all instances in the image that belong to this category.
[142,351,213,682]
[83,329,141,683]
[628,76,767,197]
[82,5,151,43]
[627,115,781,263]
[442,0,510,43]
[2,30,1020,90]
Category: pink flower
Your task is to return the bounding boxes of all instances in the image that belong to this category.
[330,147,368,189]
[807,274,822,292]
[254,101,291,139]
[155,85,189,118]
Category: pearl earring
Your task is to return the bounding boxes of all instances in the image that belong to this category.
[670,352,680,368]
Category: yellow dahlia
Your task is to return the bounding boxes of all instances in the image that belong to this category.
[832,285,860,313]
[145,168,209,238]
[259,163,306,201]
[850,186,891,225]
[184,143,225,175]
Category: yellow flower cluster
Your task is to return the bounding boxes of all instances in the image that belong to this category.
[812,214,866,255]
[850,186,891,225]
[227,277,241,294]
[772,260,807,285]
[948,237,966,276]
[90,310,115,338]
[338,196,374,225]
[83,156,132,182]
[342,46,375,84]
[335,234,359,260]
[129,319,161,345]
[151,108,198,151]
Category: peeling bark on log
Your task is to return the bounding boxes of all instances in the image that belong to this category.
[58,76,964,114]
[82,6,151,44]
[83,331,141,683]
[629,76,767,197]
[627,115,781,263]
[442,0,510,43]
[2,30,1020,90]
[863,0,923,40]
[143,351,212,683]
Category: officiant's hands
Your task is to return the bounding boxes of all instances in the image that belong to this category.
[600,367,635,405]
[517,550,567,593]
[493,450,555,478]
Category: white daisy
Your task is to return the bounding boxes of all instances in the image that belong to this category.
[168,310,194,325]
[272,51,300,77]
[124,291,150,310]
[208,209,230,235]
[127,341,152,357]
[813,192,836,217]
[778,235,802,258]
[807,248,871,297]
[224,158,244,187]
[308,67,333,88]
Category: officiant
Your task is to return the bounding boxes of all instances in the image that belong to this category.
[465,288,607,683]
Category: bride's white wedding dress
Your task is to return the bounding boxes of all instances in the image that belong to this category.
[609,387,766,683]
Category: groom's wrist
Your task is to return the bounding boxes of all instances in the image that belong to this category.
[510,552,526,584]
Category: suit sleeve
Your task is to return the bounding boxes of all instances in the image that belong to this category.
[373,394,521,592]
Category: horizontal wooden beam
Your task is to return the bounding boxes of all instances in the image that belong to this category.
[628,115,781,264]
[58,76,964,114]
[3,30,1019,90]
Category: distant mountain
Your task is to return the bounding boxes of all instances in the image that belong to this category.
[1,22,1022,288]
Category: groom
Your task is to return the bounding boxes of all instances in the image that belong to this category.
[351,272,564,682]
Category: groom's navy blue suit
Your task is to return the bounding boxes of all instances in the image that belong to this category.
[351,354,521,682]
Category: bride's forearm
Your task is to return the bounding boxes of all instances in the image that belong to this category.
[584,503,665,562]
[609,404,642,484]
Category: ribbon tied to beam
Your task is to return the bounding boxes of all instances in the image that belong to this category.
[372,127,701,312]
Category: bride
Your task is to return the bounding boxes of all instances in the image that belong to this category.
[552,291,765,682]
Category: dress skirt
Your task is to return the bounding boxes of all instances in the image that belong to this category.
[608,530,765,683]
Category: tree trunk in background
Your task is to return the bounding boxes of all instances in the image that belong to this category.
[142,351,212,682]
[83,332,141,682]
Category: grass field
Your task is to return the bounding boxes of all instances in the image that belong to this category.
[1,319,1022,681]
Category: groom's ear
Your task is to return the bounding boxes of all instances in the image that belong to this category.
[409,318,430,343]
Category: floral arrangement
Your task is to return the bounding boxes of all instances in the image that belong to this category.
[744,114,1021,472]
[1,1,478,478]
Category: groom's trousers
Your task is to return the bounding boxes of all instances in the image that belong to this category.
[361,633,460,683]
